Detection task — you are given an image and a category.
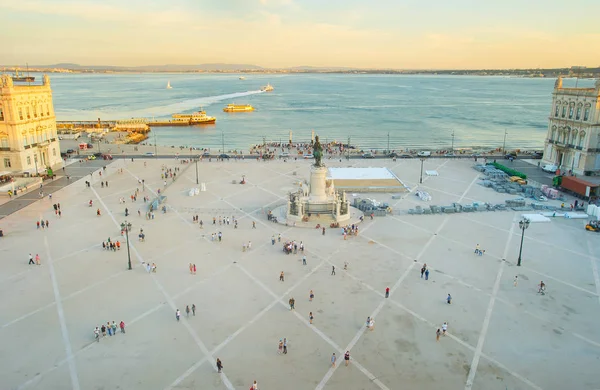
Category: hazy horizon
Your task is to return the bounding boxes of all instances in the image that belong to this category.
[1,0,599,69]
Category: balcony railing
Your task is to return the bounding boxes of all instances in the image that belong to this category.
[0,147,10,152]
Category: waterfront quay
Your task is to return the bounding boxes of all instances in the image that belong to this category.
[0,156,598,390]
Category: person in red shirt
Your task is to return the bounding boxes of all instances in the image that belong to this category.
[385,287,390,298]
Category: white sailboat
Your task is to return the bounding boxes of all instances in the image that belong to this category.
[166,81,172,89]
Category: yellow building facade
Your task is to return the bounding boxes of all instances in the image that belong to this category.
[0,74,62,174]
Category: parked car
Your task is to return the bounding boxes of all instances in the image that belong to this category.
[417,151,431,157]
[66,149,75,154]
[531,151,543,159]
[505,152,517,159]
[219,153,230,159]
[93,152,102,157]
[362,152,374,158]
[86,143,94,149]
[398,154,413,159]
[202,151,210,157]
[87,155,96,160]
[279,152,290,158]
[303,154,314,159]
[542,164,558,173]
[145,152,155,156]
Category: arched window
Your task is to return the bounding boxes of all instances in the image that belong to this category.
[43,132,48,142]
[23,136,27,146]
[584,106,590,121]
[569,105,574,119]
[29,135,35,145]
[562,106,567,118]
[554,105,560,117]
[551,127,557,141]
[579,132,585,147]
[572,129,578,145]
[576,106,582,120]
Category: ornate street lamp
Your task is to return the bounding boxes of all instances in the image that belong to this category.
[120,221,133,270]
[517,217,530,266]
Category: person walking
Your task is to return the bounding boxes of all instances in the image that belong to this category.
[513,276,518,287]
[218,232,222,242]
[425,268,430,280]
[252,380,258,390]
[193,264,197,275]
[271,236,276,245]
[369,317,375,331]
[280,271,284,282]
[28,253,35,265]
[331,353,337,367]
[322,227,326,235]
[302,255,307,265]
[421,264,426,278]
[107,321,113,336]
[447,294,452,304]
[283,338,288,354]
[186,305,191,317]
[309,290,314,302]
[442,322,448,335]
[101,324,106,337]
[94,326,100,342]
[216,358,223,373]
[309,312,314,324]
[192,304,196,316]
[331,265,335,276]
[289,297,295,310]
[385,287,390,298]
[35,254,40,265]
[176,309,181,322]
[475,244,480,254]
[278,339,283,354]
[189,263,193,274]
[46,220,49,229]
[120,320,126,333]
[252,221,256,229]
[344,351,350,366]
[436,328,441,341]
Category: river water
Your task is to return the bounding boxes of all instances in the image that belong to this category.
[46,73,594,152]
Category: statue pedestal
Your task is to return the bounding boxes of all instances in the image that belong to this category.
[309,166,328,202]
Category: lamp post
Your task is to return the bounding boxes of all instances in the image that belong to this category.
[120,221,133,270]
[34,153,39,176]
[419,157,426,184]
[517,217,530,266]
[195,156,199,184]
[451,130,455,155]
[347,136,351,161]
[502,129,508,155]
[387,132,390,154]
[153,130,158,157]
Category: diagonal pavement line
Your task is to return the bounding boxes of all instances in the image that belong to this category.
[234,258,390,390]
[327,241,543,390]
[90,186,238,389]
[16,263,233,390]
[44,236,81,390]
[314,203,453,390]
[164,260,328,390]
[464,217,515,390]
[459,214,600,262]
[587,241,600,306]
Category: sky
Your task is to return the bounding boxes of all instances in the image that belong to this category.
[0,0,599,69]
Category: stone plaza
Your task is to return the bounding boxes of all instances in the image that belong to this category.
[0,156,599,390]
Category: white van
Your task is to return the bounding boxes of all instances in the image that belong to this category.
[417,151,431,157]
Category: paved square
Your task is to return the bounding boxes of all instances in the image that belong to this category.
[1,156,599,390]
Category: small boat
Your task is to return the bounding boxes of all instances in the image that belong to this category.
[166,81,172,89]
[239,76,246,80]
[223,104,255,113]
[261,83,274,92]
[12,68,35,82]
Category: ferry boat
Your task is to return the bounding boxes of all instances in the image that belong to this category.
[166,80,172,89]
[147,109,216,126]
[12,68,35,82]
[261,83,274,92]
[239,76,246,80]
[223,104,255,113]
